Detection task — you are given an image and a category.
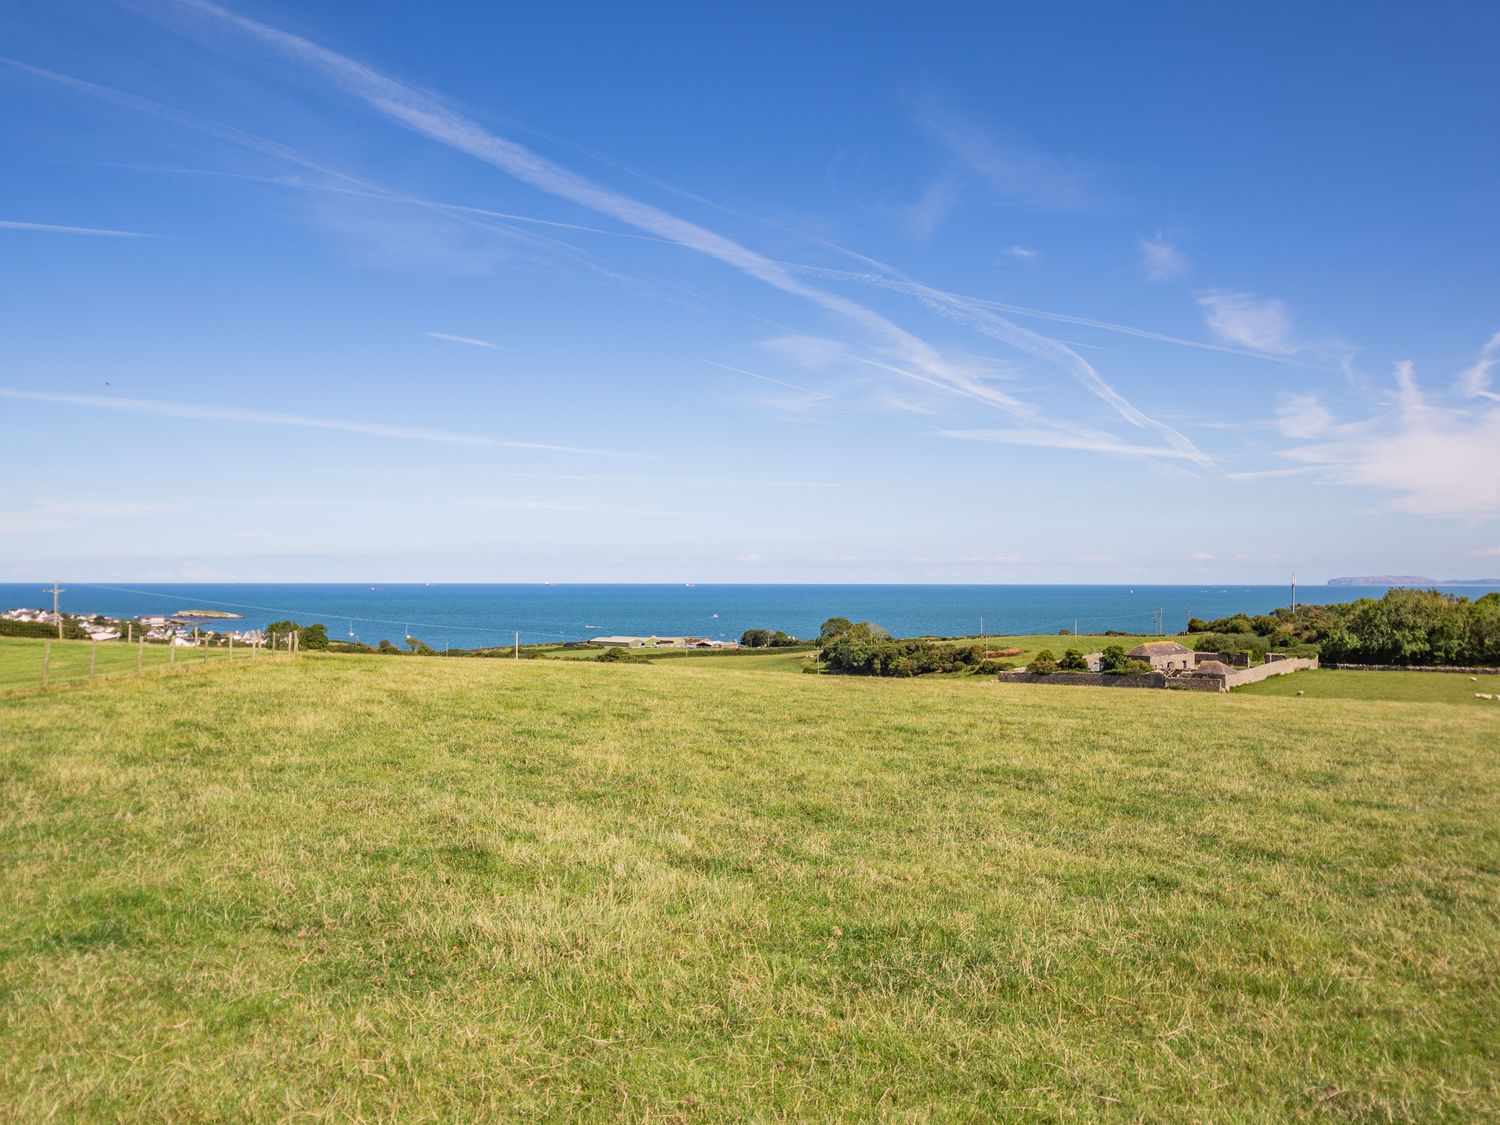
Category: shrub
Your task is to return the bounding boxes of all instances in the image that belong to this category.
[1098,645,1128,673]
[1058,649,1089,672]
[596,646,649,664]
[1027,649,1059,675]
[1122,658,1153,674]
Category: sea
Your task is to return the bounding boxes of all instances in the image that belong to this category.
[5,582,1498,651]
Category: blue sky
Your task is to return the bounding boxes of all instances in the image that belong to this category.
[2,0,1498,583]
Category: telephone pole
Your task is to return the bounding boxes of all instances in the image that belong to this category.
[46,579,66,639]
[514,630,520,660]
[1291,573,1298,614]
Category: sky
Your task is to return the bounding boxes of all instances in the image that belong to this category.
[2,0,1498,583]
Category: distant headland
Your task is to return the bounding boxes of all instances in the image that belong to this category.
[1327,576,1500,587]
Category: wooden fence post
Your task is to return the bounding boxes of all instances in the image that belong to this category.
[89,642,97,680]
[229,635,234,661]
[170,640,176,664]
[137,637,144,674]
[42,641,51,688]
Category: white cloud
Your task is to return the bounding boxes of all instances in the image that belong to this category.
[1468,546,1500,558]
[0,219,153,237]
[1456,331,1500,402]
[0,389,647,457]
[1004,245,1039,260]
[1189,552,1214,561]
[734,553,762,563]
[902,176,959,240]
[1275,393,1333,438]
[1139,234,1188,281]
[1197,291,1296,355]
[423,331,495,348]
[938,427,1206,461]
[1283,356,1500,519]
[914,98,1091,211]
[466,499,686,517]
[0,500,178,535]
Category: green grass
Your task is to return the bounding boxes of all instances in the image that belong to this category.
[1235,666,1500,704]
[0,635,271,693]
[2,650,1497,1119]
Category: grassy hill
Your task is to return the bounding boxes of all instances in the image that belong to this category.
[1,649,1497,1118]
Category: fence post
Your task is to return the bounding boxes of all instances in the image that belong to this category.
[89,642,97,680]
[42,641,51,688]
[170,640,176,664]
[137,637,144,674]
[229,635,234,661]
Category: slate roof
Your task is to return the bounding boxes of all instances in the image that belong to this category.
[1126,641,1194,657]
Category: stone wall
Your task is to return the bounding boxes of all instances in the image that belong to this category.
[1221,656,1319,687]
[995,671,1166,689]
[1197,650,1249,668]
[996,656,1318,693]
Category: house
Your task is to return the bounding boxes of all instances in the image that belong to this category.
[588,635,652,647]
[1126,641,1196,671]
[140,615,169,627]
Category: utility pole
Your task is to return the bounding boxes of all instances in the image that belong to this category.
[46,579,66,639]
[1291,573,1297,614]
[514,630,520,660]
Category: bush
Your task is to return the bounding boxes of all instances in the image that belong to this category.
[1098,645,1127,673]
[740,628,772,648]
[1193,633,1269,660]
[1057,648,1089,672]
[596,646,649,664]
[1122,658,1154,674]
[1027,649,1059,675]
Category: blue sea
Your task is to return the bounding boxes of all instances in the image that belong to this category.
[4,582,1498,651]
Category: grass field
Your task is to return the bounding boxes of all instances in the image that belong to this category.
[2,647,1497,1118]
[0,635,269,693]
[1235,666,1500,705]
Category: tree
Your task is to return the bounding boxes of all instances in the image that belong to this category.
[1098,645,1127,673]
[819,617,854,641]
[740,628,772,648]
[376,639,402,655]
[298,623,329,650]
[264,620,300,648]
[1058,648,1089,672]
[769,630,797,647]
[1027,649,1059,675]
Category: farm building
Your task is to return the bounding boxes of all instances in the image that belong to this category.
[1127,641,1196,670]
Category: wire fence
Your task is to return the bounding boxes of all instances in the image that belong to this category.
[0,634,294,694]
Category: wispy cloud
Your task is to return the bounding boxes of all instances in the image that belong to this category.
[465,499,686,517]
[937,427,1207,461]
[504,470,839,488]
[423,331,496,348]
[1467,545,1500,558]
[0,499,180,535]
[1197,290,1296,355]
[734,553,763,563]
[1282,347,1500,519]
[1275,392,1332,438]
[902,176,960,240]
[1138,233,1188,281]
[1004,245,1039,260]
[914,96,1092,211]
[0,218,152,237]
[154,5,1217,469]
[1455,331,1500,402]
[0,389,648,457]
